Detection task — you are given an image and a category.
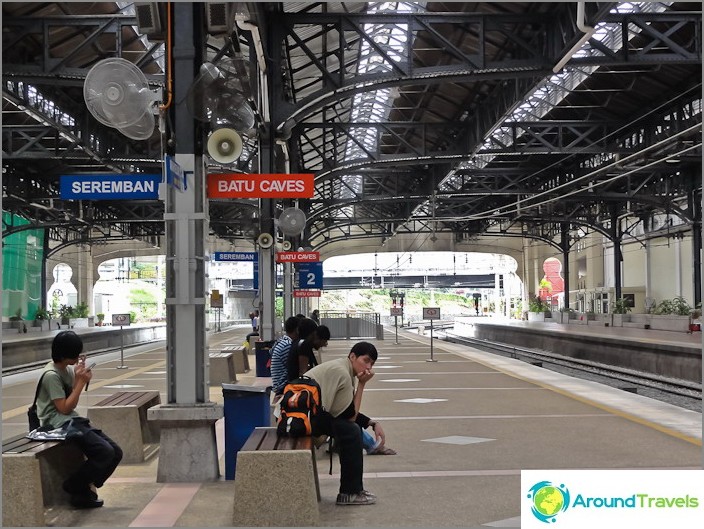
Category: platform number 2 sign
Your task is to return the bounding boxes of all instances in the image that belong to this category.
[298,262,323,289]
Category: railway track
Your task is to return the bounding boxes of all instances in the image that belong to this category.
[440,331,702,410]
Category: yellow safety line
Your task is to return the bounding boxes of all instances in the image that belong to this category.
[2,359,167,421]
[404,331,702,447]
[4,329,246,422]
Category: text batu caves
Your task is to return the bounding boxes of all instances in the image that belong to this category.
[218,179,305,193]
[207,173,314,199]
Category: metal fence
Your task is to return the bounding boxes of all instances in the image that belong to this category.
[320,311,384,340]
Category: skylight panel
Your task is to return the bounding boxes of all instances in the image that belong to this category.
[439,2,673,193]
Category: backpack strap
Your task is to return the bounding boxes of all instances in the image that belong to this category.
[31,371,51,407]
[328,437,334,475]
[34,369,72,404]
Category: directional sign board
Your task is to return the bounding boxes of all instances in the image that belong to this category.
[61,174,161,200]
[165,155,185,191]
[422,307,441,320]
[213,252,258,262]
[276,251,320,263]
[207,173,314,199]
[211,289,223,308]
[390,306,403,317]
[294,290,321,298]
[112,313,131,326]
[298,261,323,289]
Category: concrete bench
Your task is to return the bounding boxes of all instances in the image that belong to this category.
[232,427,320,527]
[2,434,85,526]
[221,343,250,374]
[209,351,238,385]
[87,390,161,463]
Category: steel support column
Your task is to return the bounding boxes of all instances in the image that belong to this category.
[148,2,222,483]
[561,223,570,310]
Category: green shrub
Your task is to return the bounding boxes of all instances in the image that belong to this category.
[611,298,632,314]
[528,295,550,313]
[58,305,75,320]
[655,296,691,316]
[74,302,89,318]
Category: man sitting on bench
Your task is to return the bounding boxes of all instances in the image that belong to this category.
[36,331,123,509]
[306,341,385,506]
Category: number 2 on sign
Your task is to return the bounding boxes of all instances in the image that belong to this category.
[306,273,315,286]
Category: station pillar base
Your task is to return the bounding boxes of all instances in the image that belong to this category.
[148,403,224,483]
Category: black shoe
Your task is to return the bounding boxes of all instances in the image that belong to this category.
[70,495,104,509]
[63,481,98,500]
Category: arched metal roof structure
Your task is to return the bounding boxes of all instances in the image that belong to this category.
[2,2,702,263]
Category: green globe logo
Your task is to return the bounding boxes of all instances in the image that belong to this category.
[527,481,570,523]
[534,486,564,516]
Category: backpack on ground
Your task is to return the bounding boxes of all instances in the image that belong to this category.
[276,376,322,437]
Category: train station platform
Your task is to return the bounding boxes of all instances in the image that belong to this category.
[2,323,701,527]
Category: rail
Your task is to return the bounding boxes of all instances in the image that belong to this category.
[441,331,702,401]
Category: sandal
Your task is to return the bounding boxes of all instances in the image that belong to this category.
[369,446,397,455]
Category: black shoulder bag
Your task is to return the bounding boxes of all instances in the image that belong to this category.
[27,372,50,431]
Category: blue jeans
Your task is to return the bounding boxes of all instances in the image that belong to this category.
[362,429,377,453]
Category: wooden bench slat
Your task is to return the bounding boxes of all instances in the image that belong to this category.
[3,436,35,452]
[93,390,159,407]
[240,427,315,452]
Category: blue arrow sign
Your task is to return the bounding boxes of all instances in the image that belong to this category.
[60,174,161,200]
[165,156,186,191]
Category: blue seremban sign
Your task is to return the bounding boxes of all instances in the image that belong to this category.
[213,252,258,262]
[298,261,323,289]
[60,174,161,200]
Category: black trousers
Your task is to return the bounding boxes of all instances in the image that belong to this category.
[313,415,364,494]
[63,418,123,491]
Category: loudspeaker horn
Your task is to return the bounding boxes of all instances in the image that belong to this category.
[282,240,292,251]
[257,232,274,249]
[207,128,243,164]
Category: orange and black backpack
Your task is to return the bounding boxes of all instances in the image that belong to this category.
[276,376,322,437]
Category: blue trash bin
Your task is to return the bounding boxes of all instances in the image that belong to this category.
[222,383,271,480]
[254,340,274,377]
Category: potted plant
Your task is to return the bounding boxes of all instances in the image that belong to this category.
[96,313,105,326]
[610,298,632,327]
[33,307,51,331]
[556,307,575,324]
[70,302,90,328]
[9,308,24,331]
[58,304,74,325]
[527,295,550,322]
[651,297,692,332]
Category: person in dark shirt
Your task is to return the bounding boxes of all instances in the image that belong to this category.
[287,324,330,382]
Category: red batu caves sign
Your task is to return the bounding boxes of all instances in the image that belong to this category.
[294,290,321,298]
[207,173,314,198]
[276,251,320,263]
